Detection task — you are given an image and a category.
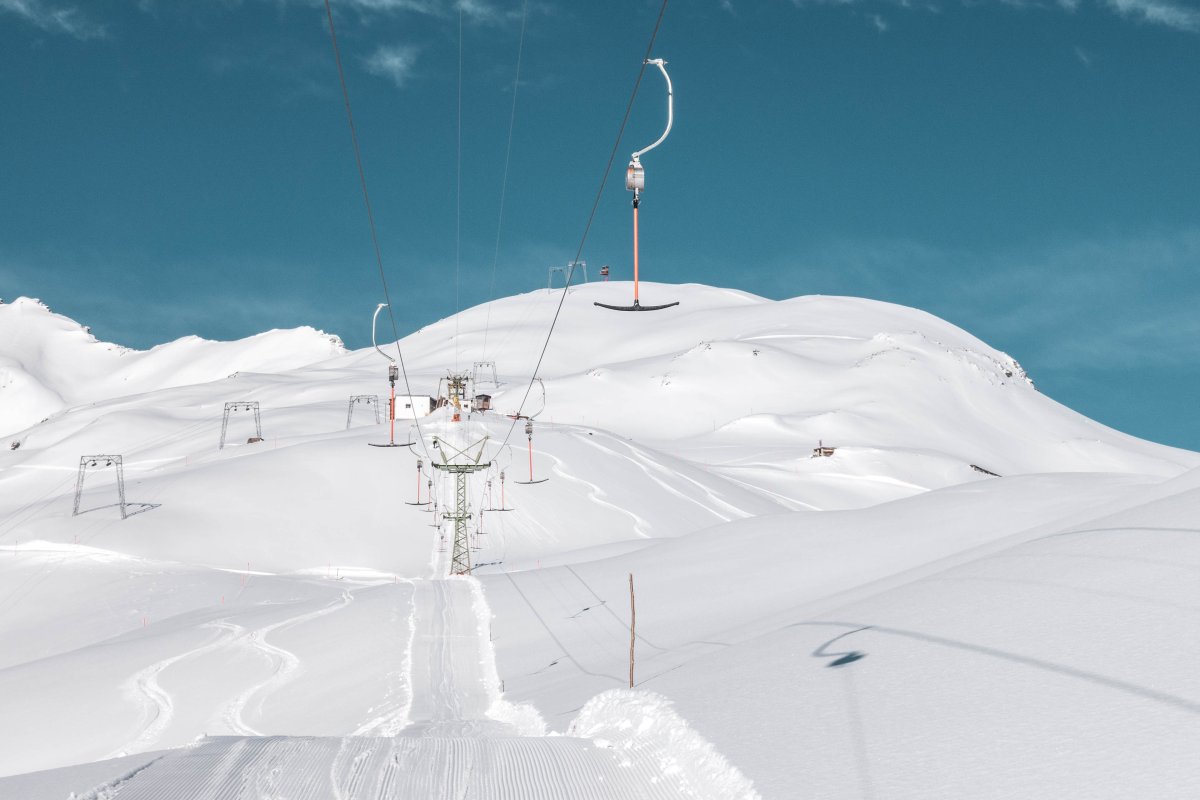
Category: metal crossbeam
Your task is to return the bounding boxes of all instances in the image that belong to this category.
[220,401,262,449]
[72,455,127,519]
[547,260,586,291]
[429,433,490,576]
[346,394,382,428]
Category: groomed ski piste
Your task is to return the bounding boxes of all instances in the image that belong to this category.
[2,284,1200,798]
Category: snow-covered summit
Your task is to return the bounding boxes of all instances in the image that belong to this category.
[376,282,1196,493]
[0,297,345,437]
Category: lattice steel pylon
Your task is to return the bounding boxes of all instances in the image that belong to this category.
[220,401,262,449]
[73,455,127,519]
[440,372,471,423]
[346,394,382,429]
[429,433,491,576]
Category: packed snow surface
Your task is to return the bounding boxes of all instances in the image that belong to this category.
[1,283,1198,798]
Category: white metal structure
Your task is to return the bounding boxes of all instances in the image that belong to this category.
[547,261,587,291]
[371,302,393,364]
[626,58,673,188]
[597,58,679,313]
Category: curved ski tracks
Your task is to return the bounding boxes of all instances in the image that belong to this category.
[107,620,245,759]
[220,589,354,736]
[109,589,355,758]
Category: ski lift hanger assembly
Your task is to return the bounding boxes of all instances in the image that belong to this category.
[515,418,549,485]
[368,302,415,449]
[595,57,680,313]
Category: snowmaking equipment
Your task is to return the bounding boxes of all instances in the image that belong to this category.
[595,58,680,313]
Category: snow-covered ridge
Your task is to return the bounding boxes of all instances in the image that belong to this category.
[381,283,1195,488]
[0,297,345,437]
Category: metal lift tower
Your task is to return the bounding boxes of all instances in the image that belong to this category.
[429,432,491,576]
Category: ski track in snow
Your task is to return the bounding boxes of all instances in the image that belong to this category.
[48,735,706,799]
[220,589,354,736]
[402,579,512,736]
[545,445,653,539]
[620,442,753,522]
[573,431,761,526]
[352,579,417,737]
[578,435,699,525]
[108,620,245,759]
[710,467,823,511]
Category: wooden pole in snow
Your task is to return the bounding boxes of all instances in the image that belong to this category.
[628,572,636,688]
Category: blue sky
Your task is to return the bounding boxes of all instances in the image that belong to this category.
[2,0,1198,449]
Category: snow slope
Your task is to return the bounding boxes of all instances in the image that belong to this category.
[0,297,345,438]
[1,283,1197,797]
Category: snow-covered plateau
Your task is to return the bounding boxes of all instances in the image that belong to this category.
[0,284,1198,798]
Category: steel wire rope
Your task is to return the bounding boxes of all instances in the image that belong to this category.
[464,432,520,573]
[0,407,262,617]
[1,398,384,641]
[563,563,669,652]
[322,0,431,464]
[0,396,276,623]
[480,0,530,362]
[0,479,158,618]
[532,565,619,659]
[0,413,216,543]
[493,0,670,456]
[454,7,463,372]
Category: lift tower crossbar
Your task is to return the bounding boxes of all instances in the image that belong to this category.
[220,401,262,449]
[73,455,127,519]
[429,434,491,576]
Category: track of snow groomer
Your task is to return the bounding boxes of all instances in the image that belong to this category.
[0,578,709,799]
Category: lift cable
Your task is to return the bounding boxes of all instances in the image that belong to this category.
[322,0,431,463]
[454,7,464,372]
[494,0,669,453]
[481,0,531,362]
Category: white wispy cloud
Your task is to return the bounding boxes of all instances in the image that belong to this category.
[363,43,421,88]
[324,0,508,24]
[0,0,106,39]
[1103,0,1200,31]
[788,0,1200,33]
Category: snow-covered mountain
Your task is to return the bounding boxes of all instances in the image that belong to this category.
[1,284,1197,798]
[0,296,345,438]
